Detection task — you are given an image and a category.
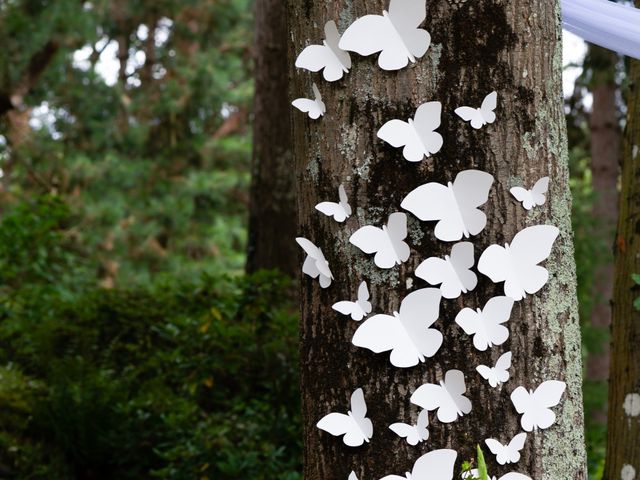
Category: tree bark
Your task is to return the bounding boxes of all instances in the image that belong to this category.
[604,38,640,480]
[289,1,587,479]
[586,45,620,406]
[246,0,298,276]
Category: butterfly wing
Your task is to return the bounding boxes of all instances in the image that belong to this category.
[530,176,549,207]
[478,243,512,291]
[350,226,396,269]
[411,449,457,479]
[401,183,466,241]
[339,14,397,57]
[399,288,443,358]
[452,170,494,237]
[356,281,372,318]
[332,301,360,318]
[412,101,443,156]
[508,225,560,298]
[510,387,536,431]
[352,314,421,368]
[349,388,373,442]
[292,98,324,119]
[455,307,489,350]
[295,45,343,82]
[338,184,352,217]
[317,412,360,443]
[497,474,532,480]
[415,257,463,299]
[485,438,508,465]
[449,241,478,293]
[386,212,411,264]
[443,369,472,418]
[505,432,527,464]
[324,20,351,71]
[455,106,484,129]
[378,119,426,162]
[476,365,498,387]
[480,91,498,124]
[493,351,512,385]
[389,422,420,446]
[480,296,514,347]
[348,472,358,480]
[510,186,535,210]
[528,380,566,430]
[316,201,348,222]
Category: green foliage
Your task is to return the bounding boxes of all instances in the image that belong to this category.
[476,445,489,480]
[0,263,301,478]
[633,274,640,310]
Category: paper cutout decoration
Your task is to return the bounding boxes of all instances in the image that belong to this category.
[292,83,326,119]
[485,432,527,465]
[415,242,477,299]
[338,0,431,71]
[295,21,351,82]
[333,281,373,321]
[462,470,531,480]
[296,237,333,288]
[352,288,442,368]
[455,91,498,129]
[349,472,358,480]
[455,296,514,351]
[411,370,472,423]
[510,380,567,432]
[401,170,494,241]
[476,351,512,388]
[389,409,429,446]
[478,225,560,301]
[316,184,352,222]
[380,449,457,480]
[349,212,411,269]
[317,388,373,446]
[510,177,550,210]
[377,102,443,162]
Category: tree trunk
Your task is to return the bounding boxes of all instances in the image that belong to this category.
[246,0,298,276]
[586,45,620,414]
[289,1,587,479]
[604,38,640,480]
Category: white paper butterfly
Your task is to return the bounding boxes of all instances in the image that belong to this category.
[476,351,512,388]
[332,281,373,321]
[510,177,549,211]
[316,388,373,446]
[389,409,429,446]
[352,288,442,368]
[349,472,358,480]
[316,185,352,222]
[338,0,431,71]
[401,170,494,242]
[381,449,457,480]
[415,242,477,299]
[462,470,531,480]
[292,83,326,119]
[295,21,351,82]
[510,380,566,432]
[377,102,443,162]
[455,91,498,129]
[296,237,333,288]
[477,225,560,301]
[411,369,472,423]
[455,296,514,351]
[485,432,527,465]
[349,212,411,269]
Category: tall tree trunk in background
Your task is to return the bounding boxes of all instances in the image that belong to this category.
[246,0,297,276]
[604,45,640,480]
[586,45,620,419]
[289,1,587,479]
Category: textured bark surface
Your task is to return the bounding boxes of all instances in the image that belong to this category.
[289,1,587,479]
[604,50,640,480]
[586,45,620,398]
[246,0,298,276]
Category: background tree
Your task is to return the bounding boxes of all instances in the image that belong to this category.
[289,1,587,479]
[246,0,297,276]
[604,27,640,480]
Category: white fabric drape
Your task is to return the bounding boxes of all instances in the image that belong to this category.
[562,0,640,59]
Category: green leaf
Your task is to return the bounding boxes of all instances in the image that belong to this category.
[477,445,489,480]
[632,273,640,285]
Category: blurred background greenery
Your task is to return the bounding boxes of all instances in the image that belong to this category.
[0,0,626,478]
